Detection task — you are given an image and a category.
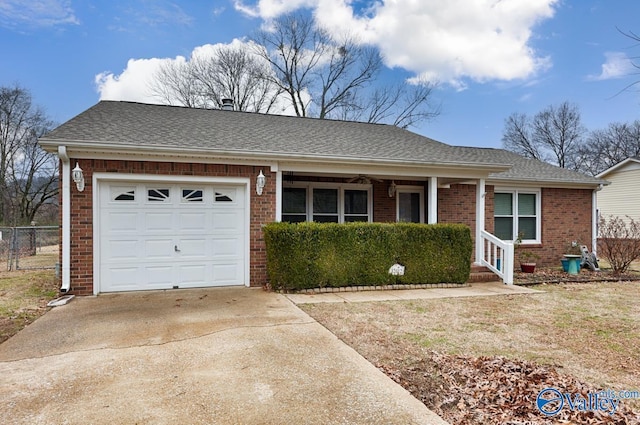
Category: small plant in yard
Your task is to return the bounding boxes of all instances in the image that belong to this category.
[598,215,640,275]
[514,232,539,272]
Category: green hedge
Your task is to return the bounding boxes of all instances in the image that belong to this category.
[263,222,472,291]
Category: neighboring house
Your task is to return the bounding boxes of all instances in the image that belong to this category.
[596,157,640,223]
[38,101,604,295]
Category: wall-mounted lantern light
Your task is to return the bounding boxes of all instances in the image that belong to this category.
[256,170,266,195]
[72,162,85,192]
[388,180,396,198]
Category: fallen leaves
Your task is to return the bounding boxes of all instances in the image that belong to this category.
[380,352,639,425]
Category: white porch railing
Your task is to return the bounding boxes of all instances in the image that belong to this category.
[479,230,514,285]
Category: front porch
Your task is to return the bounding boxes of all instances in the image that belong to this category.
[272,168,515,285]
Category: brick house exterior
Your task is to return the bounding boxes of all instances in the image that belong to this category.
[40,101,604,295]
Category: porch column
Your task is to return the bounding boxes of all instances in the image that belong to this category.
[427,177,438,224]
[275,169,282,222]
[475,178,486,265]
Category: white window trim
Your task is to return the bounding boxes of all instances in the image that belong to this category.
[283,182,373,223]
[395,185,425,223]
[494,187,541,244]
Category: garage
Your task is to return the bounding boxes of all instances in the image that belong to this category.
[96,177,248,293]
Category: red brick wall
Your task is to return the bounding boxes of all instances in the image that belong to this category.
[537,187,593,266]
[64,159,275,295]
[485,186,593,267]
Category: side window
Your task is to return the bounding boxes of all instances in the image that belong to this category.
[494,191,539,241]
[494,192,513,240]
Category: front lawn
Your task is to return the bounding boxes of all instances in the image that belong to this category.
[301,281,640,424]
[0,269,58,343]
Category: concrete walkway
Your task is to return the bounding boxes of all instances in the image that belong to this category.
[0,287,448,425]
[286,281,542,304]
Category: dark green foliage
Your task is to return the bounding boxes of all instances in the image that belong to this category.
[263,222,472,291]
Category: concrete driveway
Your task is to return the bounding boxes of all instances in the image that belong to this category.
[0,287,447,425]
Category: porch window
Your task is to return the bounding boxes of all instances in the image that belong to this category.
[344,190,369,222]
[282,187,307,222]
[313,189,339,222]
[282,184,371,223]
[494,190,540,242]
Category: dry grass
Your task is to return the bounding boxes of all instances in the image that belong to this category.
[301,281,640,421]
[0,269,59,343]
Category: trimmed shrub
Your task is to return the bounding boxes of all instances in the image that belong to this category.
[263,222,472,291]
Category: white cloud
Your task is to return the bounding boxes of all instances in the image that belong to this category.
[0,0,78,29]
[95,57,170,104]
[235,0,557,87]
[586,52,636,81]
[233,0,316,19]
[94,39,304,115]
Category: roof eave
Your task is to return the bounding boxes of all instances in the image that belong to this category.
[38,138,513,174]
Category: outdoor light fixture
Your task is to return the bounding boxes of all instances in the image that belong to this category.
[72,162,85,192]
[256,170,266,195]
[388,180,396,198]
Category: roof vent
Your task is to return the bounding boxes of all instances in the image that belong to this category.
[221,98,234,111]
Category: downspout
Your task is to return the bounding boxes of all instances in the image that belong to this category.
[58,146,71,293]
[592,184,603,256]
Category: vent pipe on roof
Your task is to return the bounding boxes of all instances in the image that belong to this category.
[221,98,234,111]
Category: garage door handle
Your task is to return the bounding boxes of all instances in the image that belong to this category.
[174,245,180,252]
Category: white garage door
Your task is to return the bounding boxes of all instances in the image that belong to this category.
[98,181,246,293]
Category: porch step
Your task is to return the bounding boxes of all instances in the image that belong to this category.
[467,265,499,283]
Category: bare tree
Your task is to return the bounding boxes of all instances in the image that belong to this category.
[149,43,282,113]
[576,120,640,175]
[0,84,57,225]
[502,102,586,169]
[251,12,439,127]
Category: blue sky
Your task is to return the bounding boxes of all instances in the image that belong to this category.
[1,0,638,148]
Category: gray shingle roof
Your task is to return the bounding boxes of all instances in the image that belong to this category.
[450,147,604,185]
[40,101,602,186]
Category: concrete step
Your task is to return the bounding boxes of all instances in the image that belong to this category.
[468,265,499,283]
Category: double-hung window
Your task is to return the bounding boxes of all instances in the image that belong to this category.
[494,189,540,243]
[282,184,371,223]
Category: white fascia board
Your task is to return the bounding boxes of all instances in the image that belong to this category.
[487,178,604,190]
[39,139,511,176]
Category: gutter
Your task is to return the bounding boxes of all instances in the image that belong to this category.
[57,146,71,293]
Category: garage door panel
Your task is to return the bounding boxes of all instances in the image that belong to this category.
[212,264,241,285]
[145,239,174,259]
[107,212,138,232]
[177,264,208,286]
[212,237,241,256]
[144,212,174,231]
[107,240,140,259]
[145,265,175,286]
[213,211,243,231]
[177,212,207,231]
[105,266,143,288]
[176,238,207,258]
[99,180,247,292]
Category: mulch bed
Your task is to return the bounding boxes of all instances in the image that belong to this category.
[514,267,640,285]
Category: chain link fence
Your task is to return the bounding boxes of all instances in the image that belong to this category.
[0,226,59,271]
